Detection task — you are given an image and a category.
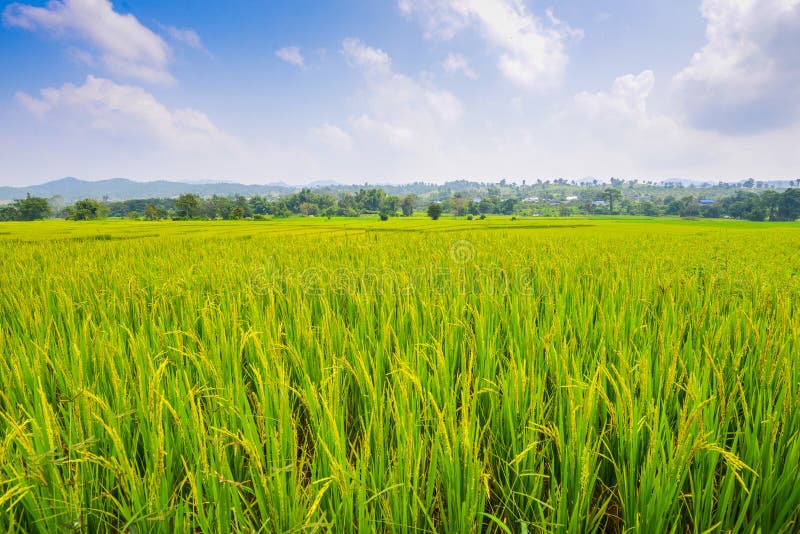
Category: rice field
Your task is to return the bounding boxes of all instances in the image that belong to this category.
[1,217,799,533]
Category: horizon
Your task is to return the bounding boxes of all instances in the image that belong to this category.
[3,175,798,195]
[2,0,800,186]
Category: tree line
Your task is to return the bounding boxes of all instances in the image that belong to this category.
[149,189,415,220]
[578,188,800,221]
[0,195,109,221]
[1,187,799,222]
[422,188,800,222]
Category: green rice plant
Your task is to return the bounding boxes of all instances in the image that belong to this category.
[0,218,798,532]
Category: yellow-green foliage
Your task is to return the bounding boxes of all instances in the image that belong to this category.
[0,217,799,532]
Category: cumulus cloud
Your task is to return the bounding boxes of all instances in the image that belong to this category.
[550,70,740,177]
[275,46,305,68]
[445,69,800,182]
[672,0,800,134]
[165,26,203,50]
[339,38,462,151]
[3,0,173,84]
[442,53,477,79]
[574,70,655,123]
[310,123,353,151]
[15,75,237,150]
[398,0,582,90]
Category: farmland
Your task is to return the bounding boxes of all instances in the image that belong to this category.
[0,217,799,532]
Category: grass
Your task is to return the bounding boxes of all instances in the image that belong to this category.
[0,216,798,532]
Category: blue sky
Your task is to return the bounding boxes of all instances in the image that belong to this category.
[1,0,799,186]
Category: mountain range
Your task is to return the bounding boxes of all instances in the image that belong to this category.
[0,177,296,203]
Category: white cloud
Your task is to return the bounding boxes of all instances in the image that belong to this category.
[442,53,477,79]
[398,0,582,90]
[425,87,463,122]
[3,0,173,84]
[574,70,655,123]
[550,70,772,178]
[165,26,203,50]
[310,123,353,151]
[15,91,53,117]
[341,38,391,74]
[275,46,305,68]
[397,0,465,39]
[339,38,462,152]
[672,0,800,134]
[65,45,97,66]
[15,75,237,150]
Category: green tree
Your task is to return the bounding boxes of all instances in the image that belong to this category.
[250,196,271,215]
[679,197,700,218]
[233,195,252,218]
[761,190,781,220]
[338,194,358,216]
[777,188,800,221]
[478,198,494,214]
[427,202,443,220]
[700,204,722,218]
[272,204,291,218]
[602,188,622,213]
[641,201,660,216]
[207,196,233,219]
[665,200,682,215]
[231,206,246,219]
[298,202,315,216]
[721,192,765,221]
[452,193,468,216]
[382,195,400,216]
[0,205,19,221]
[401,195,415,216]
[355,188,386,212]
[175,194,201,219]
[13,194,51,221]
[68,199,108,220]
[378,200,394,220]
[144,204,164,221]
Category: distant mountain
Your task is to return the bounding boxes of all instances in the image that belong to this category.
[0,177,295,203]
[305,179,341,187]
